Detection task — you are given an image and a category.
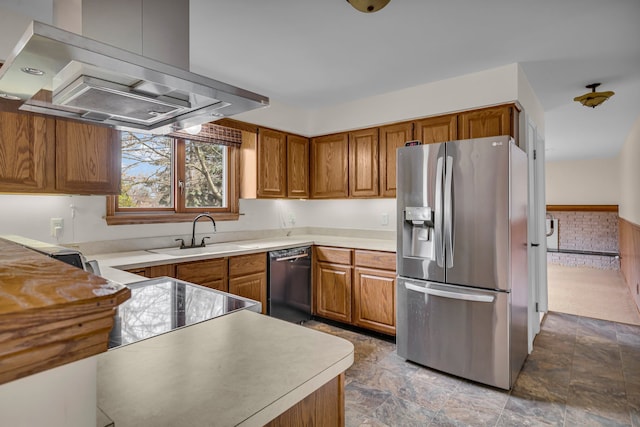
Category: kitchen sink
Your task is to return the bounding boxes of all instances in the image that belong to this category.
[147,243,259,257]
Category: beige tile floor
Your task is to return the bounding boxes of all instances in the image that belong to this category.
[547,264,640,325]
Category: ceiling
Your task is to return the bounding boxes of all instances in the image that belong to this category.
[2,0,639,161]
[187,0,640,161]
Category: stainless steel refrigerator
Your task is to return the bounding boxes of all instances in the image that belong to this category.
[396,135,528,390]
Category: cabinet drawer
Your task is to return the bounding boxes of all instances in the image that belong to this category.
[229,252,267,277]
[315,246,352,265]
[354,250,396,271]
[176,258,227,284]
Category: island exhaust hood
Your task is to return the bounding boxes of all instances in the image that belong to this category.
[0,3,269,134]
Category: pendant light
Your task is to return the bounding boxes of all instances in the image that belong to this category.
[573,83,615,108]
[347,0,390,13]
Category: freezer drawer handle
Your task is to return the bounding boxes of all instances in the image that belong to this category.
[275,253,309,262]
[404,283,495,303]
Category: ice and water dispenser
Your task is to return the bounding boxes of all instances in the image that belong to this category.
[402,206,435,260]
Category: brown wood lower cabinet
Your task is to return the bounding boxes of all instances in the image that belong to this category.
[314,247,396,335]
[265,373,345,427]
[126,263,176,279]
[176,258,228,292]
[314,262,353,323]
[353,267,396,335]
[229,252,267,314]
[229,272,267,314]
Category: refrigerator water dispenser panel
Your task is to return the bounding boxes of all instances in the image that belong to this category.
[403,206,434,259]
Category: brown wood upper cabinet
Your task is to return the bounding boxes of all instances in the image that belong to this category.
[379,122,413,198]
[287,134,309,198]
[458,105,516,140]
[414,114,457,145]
[0,113,120,195]
[243,127,309,199]
[257,128,287,198]
[55,120,121,195]
[0,111,55,192]
[310,133,349,199]
[349,128,379,198]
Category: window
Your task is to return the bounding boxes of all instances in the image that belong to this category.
[106,128,240,225]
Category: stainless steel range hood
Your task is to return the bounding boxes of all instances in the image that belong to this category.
[0,20,269,134]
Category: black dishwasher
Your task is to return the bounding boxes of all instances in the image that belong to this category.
[268,246,312,323]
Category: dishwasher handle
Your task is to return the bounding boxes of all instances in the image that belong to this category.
[274,253,309,262]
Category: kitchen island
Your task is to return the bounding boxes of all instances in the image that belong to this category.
[98,309,353,426]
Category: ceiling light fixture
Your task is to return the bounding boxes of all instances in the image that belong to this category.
[20,67,45,76]
[573,83,615,108]
[184,124,202,135]
[0,93,21,100]
[347,0,390,13]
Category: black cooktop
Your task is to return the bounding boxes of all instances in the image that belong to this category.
[108,277,260,348]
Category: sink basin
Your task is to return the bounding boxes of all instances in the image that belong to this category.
[148,243,247,257]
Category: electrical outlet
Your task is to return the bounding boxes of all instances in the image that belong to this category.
[50,218,64,238]
[381,213,389,226]
[288,212,296,225]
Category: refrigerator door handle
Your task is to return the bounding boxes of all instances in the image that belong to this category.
[434,156,445,267]
[404,282,495,303]
[444,155,454,268]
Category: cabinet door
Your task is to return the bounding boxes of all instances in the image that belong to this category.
[458,105,514,139]
[55,120,120,194]
[0,111,55,192]
[287,134,309,198]
[314,261,352,323]
[310,133,349,199]
[257,128,287,198]
[414,114,457,145]
[176,258,228,292]
[229,272,267,314]
[145,264,176,279]
[349,128,379,198]
[353,267,396,335]
[379,122,413,198]
[229,252,266,277]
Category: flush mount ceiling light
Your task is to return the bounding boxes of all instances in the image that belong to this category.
[184,124,202,135]
[347,0,390,13]
[573,83,615,108]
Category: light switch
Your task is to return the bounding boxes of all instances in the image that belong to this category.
[381,213,389,226]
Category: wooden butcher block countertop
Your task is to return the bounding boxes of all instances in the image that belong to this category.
[0,238,130,385]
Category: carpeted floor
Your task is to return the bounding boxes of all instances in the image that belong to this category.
[547,264,640,325]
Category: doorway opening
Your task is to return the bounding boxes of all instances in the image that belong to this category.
[545,208,640,325]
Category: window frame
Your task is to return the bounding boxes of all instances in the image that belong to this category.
[106,134,240,225]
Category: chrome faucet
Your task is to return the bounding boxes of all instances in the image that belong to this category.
[177,213,217,249]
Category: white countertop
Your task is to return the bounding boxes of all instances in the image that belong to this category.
[95,234,396,282]
[97,309,354,427]
[93,233,371,425]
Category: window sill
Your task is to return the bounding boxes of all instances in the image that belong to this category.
[105,212,240,225]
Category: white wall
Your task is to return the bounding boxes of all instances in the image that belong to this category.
[545,157,620,205]
[517,65,545,134]
[619,114,640,224]
[0,195,396,245]
[238,62,546,138]
[0,357,96,427]
[306,63,519,136]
